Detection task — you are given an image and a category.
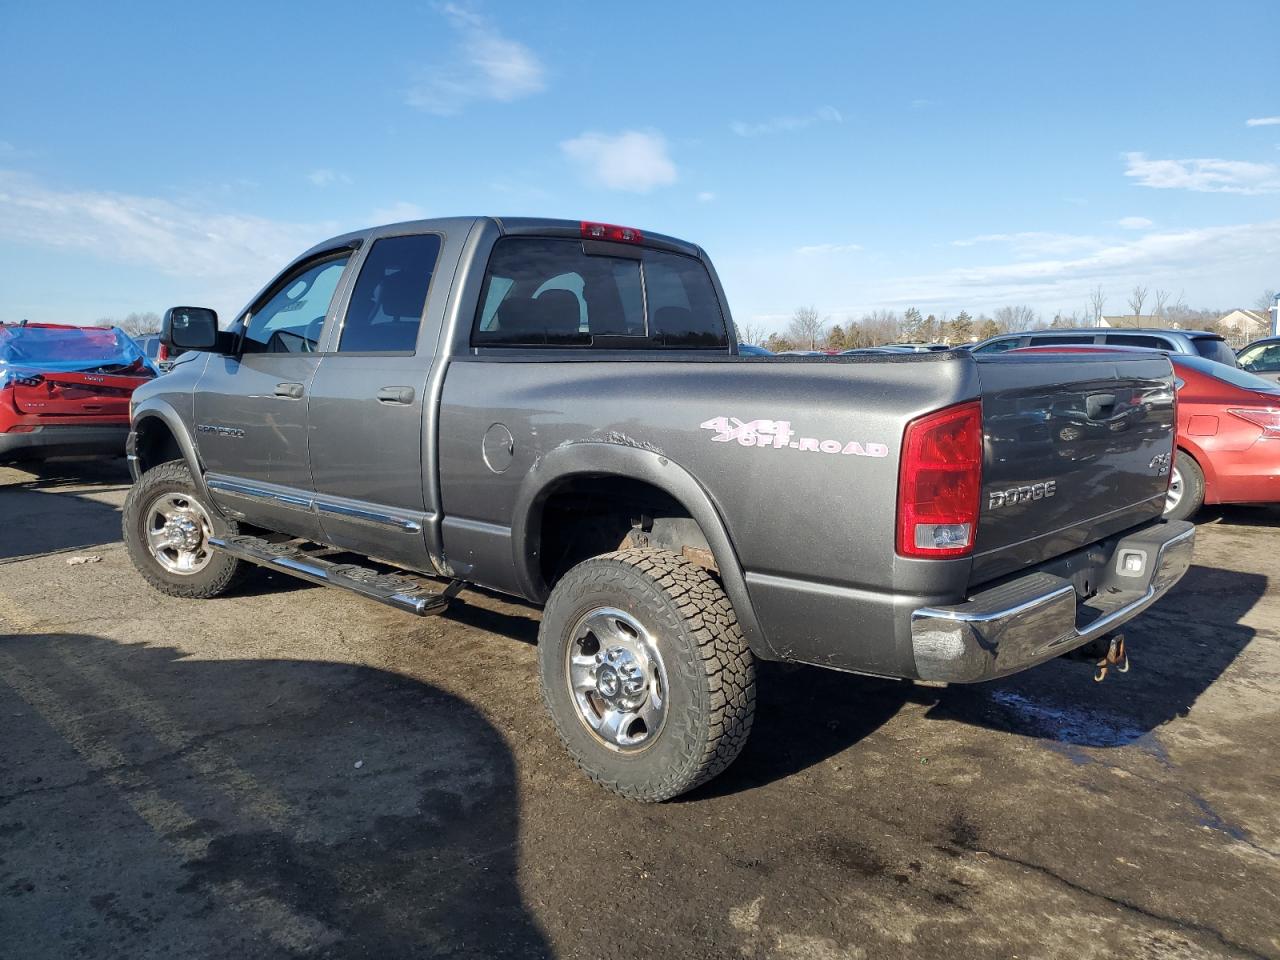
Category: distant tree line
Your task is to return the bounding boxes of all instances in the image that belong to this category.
[737,287,1277,352]
[94,312,162,336]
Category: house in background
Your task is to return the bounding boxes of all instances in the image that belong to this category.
[1216,309,1270,347]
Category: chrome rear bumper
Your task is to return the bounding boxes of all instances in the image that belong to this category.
[910,521,1194,682]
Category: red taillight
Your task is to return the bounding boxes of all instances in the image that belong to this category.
[157,343,169,362]
[896,401,983,558]
[580,220,644,243]
[1226,407,1280,438]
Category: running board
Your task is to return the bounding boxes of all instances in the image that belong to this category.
[209,535,463,616]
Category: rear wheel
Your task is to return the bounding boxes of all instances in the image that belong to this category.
[123,460,245,598]
[1164,450,1205,522]
[538,548,756,801]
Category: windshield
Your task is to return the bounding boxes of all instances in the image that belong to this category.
[1190,336,1238,366]
[1177,354,1280,393]
[0,325,152,375]
[1238,340,1280,373]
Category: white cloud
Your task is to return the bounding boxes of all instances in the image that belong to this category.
[406,4,545,115]
[370,201,426,223]
[307,168,351,187]
[0,170,333,315]
[696,191,716,203]
[897,219,1280,305]
[796,242,863,256]
[951,232,1101,257]
[1124,152,1280,194]
[1117,216,1153,230]
[1246,117,1280,127]
[730,106,842,138]
[560,130,677,192]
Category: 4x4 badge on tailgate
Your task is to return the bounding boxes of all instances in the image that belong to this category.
[699,417,888,458]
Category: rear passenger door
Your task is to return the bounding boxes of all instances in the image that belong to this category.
[306,232,442,570]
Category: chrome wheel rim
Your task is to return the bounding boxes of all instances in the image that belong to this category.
[565,607,668,752]
[1165,466,1183,513]
[144,492,214,575]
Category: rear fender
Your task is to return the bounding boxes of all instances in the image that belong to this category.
[511,441,775,659]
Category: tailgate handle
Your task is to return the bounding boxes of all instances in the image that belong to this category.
[274,382,305,399]
[377,385,415,405]
[1086,393,1116,419]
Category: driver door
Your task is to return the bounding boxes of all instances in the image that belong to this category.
[195,249,355,540]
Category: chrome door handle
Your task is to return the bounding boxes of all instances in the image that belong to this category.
[377,386,415,405]
[274,382,304,399]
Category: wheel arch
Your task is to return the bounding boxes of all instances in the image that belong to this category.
[1175,441,1215,502]
[129,401,215,505]
[511,442,774,659]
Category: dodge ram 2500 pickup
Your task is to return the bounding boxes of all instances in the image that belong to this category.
[124,216,1194,800]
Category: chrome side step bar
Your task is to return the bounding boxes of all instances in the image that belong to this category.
[209,535,463,616]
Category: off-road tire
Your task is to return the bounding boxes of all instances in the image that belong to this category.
[538,547,756,801]
[1165,450,1205,522]
[123,459,245,598]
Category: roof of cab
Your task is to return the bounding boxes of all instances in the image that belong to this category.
[297,216,702,263]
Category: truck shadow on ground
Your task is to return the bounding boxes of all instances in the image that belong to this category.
[696,561,1264,795]
[0,632,551,960]
[923,563,1265,748]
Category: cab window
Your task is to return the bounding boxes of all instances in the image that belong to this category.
[472,238,727,348]
[338,234,441,353]
[1104,333,1171,350]
[1239,342,1280,373]
[242,254,351,354]
[973,338,1020,354]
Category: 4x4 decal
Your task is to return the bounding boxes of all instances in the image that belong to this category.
[699,417,888,458]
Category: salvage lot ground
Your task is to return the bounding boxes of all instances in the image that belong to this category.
[1,460,1278,960]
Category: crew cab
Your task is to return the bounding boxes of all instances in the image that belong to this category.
[1,322,155,462]
[123,217,1194,800]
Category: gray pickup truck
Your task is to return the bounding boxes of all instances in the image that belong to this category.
[124,216,1194,800]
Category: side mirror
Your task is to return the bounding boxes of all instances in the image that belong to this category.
[162,306,219,351]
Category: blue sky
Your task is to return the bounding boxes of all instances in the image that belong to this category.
[2,0,1278,331]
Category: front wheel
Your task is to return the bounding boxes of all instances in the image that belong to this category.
[123,459,245,598]
[1164,451,1205,522]
[538,548,756,801]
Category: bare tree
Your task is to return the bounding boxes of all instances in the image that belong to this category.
[993,304,1038,332]
[1153,288,1171,325]
[736,320,769,346]
[1088,285,1107,328]
[1256,289,1278,312]
[1127,286,1148,328]
[786,306,826,350]
[118,311,163,336]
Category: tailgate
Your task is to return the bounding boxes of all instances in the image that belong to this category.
[971,352,1175,584]
[11,371,144,416]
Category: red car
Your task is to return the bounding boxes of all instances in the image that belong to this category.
[1012,345,1280,520]
[0,322,157,463]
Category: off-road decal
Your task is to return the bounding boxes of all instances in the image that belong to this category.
[699,417,888,458]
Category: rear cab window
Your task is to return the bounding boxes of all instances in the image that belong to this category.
[472,238,728,349]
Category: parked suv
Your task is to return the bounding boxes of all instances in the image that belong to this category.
[970,328,1237,366]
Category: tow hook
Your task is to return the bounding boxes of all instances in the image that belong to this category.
[1062,633,1130,682]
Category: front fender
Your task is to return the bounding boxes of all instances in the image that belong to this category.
[128,397,216,508]
[511,441,775,660]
